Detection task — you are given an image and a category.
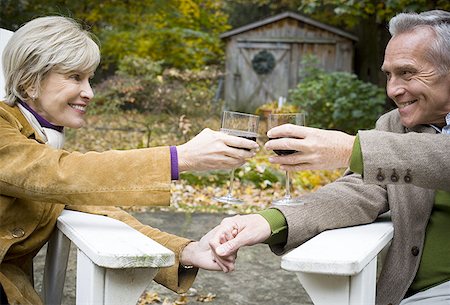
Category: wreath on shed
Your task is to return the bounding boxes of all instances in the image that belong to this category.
[251,50,276,75]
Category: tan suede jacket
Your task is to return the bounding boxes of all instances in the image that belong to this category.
[0,102,196,304]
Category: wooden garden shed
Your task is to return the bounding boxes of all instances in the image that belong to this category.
[220,11,358,112]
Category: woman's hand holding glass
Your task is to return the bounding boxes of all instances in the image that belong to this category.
[177,127,258,173]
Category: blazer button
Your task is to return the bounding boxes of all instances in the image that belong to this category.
[390,169,399,182]
[11,228,25,238]
[411,246,420,256]
[404,169,412,183]
[377,168,385,182]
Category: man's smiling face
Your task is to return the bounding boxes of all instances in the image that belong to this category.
[382,26,450,128]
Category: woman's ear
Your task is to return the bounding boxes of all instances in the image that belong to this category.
[25,86,37,100]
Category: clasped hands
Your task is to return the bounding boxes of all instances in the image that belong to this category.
[180,214,271,272]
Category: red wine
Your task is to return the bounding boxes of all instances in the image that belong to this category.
[269,138,297,155]
[221,129,257,150]
[239,136,257,142]
[274,149,296,155]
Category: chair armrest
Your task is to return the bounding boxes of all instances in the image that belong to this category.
[44,210,176,305]
[56,210,174,269]
[281,216,393,275]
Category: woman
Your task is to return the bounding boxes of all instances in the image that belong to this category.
[0,16,258,304]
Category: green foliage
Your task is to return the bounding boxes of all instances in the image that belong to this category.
[298,0,450,27]
[0,0,230,71]
[83,0,230,70]
[235,159,284,189]
[117,56,164,78]
[289,56,385,134]
[180,171,230,187]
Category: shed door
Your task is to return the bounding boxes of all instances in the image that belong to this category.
[233,42,291,111]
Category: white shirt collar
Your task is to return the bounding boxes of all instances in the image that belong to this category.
[442,113,450,134]
[17,103,65,148]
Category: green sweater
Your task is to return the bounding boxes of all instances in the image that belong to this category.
[259,135,450,294]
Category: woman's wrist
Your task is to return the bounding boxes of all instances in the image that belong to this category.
[180,241,196,268]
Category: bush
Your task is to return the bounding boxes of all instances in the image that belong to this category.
[92,55,222,116]
[90,56,224,141]
[289,56,386,134]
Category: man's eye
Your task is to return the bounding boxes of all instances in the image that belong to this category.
[402,71,413,77]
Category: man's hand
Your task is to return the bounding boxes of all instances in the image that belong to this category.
[180,225,237,272]
[265,124,356,171]
[208,214,271,260]
[177,128,259,172]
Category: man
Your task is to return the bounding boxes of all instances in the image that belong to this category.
[208,10,450,305]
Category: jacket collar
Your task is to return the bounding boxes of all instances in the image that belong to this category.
[0,102,45,143]
[407,124,438,134]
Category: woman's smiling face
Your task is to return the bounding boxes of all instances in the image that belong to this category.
[27,69,94,129]
[382,27,450,128]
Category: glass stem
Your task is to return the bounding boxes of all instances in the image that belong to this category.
[285,170,291,199]
[227,169,236,197]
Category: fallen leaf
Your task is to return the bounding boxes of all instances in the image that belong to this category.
[137,291,161,304]
[174,295,189,304]
[162,298,172,305]
[197,293,216,302]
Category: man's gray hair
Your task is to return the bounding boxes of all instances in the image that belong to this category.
[389,10,450,75]
[2,16,100,105]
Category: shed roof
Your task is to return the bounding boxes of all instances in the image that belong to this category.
[220,11,358,42]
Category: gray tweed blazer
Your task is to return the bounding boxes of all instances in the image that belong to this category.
[272,109,450,305]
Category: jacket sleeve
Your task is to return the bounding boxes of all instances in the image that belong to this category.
[358,130,450,191]
[270,172,389,255]
[0,108,172,206]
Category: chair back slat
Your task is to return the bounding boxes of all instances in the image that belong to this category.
[0,29,14,100]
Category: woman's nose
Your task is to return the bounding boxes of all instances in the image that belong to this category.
[81,81,94,99]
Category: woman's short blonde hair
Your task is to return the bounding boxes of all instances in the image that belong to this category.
[2,16,100,105]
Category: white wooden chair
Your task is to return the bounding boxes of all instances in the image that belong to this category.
[1,28,175,305]
[281,214,393,305]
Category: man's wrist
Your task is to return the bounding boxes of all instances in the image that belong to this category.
[257,209,287,245]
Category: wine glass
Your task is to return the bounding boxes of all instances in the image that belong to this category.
[214,111,259,205]
[268,113,306,206]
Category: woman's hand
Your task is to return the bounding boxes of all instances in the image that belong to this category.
[177,128,259,172]
[180,225,237,272]
[265,124,356,171]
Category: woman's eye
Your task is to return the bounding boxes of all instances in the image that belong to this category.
[69,74,81,81]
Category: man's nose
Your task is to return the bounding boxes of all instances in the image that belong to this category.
[386,78,406,99]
